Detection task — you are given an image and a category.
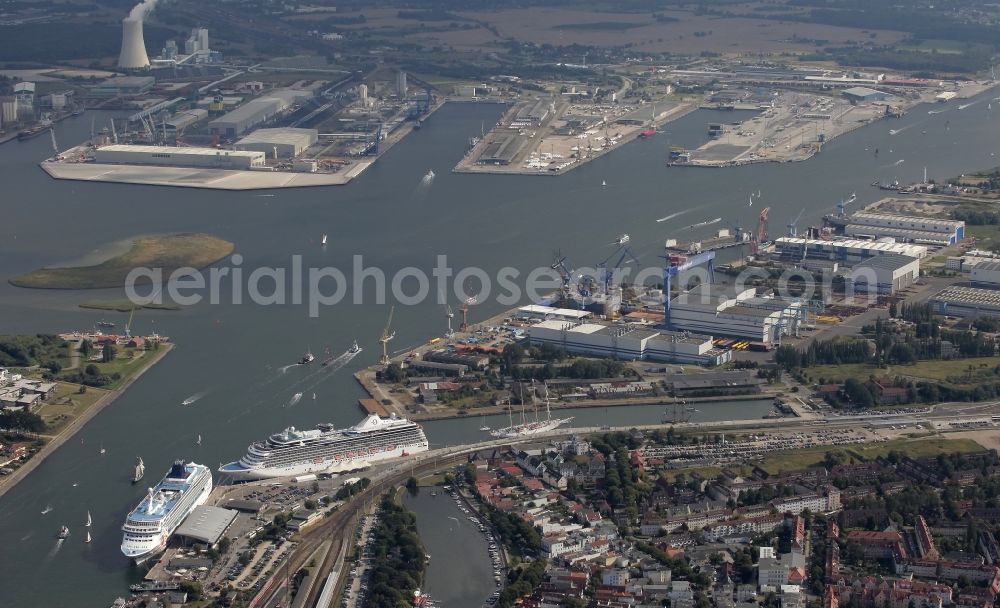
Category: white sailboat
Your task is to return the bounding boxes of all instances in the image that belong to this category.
[85,530,92,543]
[321,234,328,246]
[132,457,145,484]
[85,511,91,528]
[99,444,106,455]
[196,435,202,447]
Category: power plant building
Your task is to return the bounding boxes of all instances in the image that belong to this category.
[843,211,964,245]
[208,89,313,138]
[668,284,803,344]
[234,128,318,158]
[118,18,151,70]
[94,144,266,170]
[527,319,730,366]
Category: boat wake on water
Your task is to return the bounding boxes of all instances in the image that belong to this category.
[181,391,208,406]
[655,210,689,223]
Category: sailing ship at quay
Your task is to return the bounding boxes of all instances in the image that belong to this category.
[219,414,429,481]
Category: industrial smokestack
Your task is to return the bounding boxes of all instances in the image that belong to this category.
[118,17,151,70]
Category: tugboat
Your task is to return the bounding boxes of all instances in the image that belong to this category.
[57,525,70,539]
[300,349,315,364]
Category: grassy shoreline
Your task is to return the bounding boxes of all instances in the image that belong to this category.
[9,233,234,289]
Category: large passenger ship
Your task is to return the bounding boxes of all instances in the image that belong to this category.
[120,461,212,563]
[219,414,429,481]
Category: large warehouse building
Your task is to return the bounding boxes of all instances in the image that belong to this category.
[971,261,1000,288]
[847,254,920,295]
[94,144,266,169]
[843,211,964,245]
[775,237,927,264]
[930,285,1000,318]
[208,89,312,139]
[173,505,238,548]
[668,284,803,344]
[235,127,318,158]
[527,319,731,366]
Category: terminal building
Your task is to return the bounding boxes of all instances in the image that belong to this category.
[668,284,803,344]
[842,211,964,245]
[775,237,927,264]
[235,127,318,158]
[527,319,731,366]
[847,254,921,295]
[94,144,266,170]
[173,505,238,548]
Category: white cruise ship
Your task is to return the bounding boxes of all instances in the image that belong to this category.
[219,414,429,481]
[120,461,212,563]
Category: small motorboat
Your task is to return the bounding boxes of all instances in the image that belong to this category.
[300,350,315,364]
[57,526,70,539]
[41,505,53,515]
[349,340,362,354]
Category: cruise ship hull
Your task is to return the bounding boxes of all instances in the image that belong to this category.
[220,443,428,481]
[121,463,212,564]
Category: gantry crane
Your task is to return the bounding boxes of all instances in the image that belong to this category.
[787,208,805,237]
[378,306,395,366]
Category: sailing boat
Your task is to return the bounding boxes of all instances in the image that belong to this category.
[321,234,328,246]
[601,180,607,187]
[41,505,53,515]
[85,511,91,528]
[479,413,490,432]
[84,530,92,544]
[99,444,106,455]
[196,435,202,447]
[132,457,145,484]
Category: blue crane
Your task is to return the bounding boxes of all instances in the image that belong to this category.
[662,250,716,329]
[598,234,640,293]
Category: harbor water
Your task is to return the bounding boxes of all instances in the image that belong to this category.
[0,90,998,606]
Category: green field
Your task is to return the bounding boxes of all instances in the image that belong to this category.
[758,436,983,475]
[806,357,1000,385]
[33,383,109,433]
[78,299,181,312]
[9,233,234,289]
[966,224,1000,251]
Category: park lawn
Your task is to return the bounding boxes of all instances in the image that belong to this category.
[61,344,170,390]
[758,436,984,475]
[805,357,1000,384]
[33,382,109,433]
[9,233,233,289]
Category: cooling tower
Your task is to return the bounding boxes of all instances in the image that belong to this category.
[118,18,151,70]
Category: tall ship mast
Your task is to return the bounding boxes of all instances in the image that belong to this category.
[490,381,573,439]
[120,461,212,564]
[219,414,429,481]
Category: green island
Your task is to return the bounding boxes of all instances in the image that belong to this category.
[78,298,181,312]
[8,233,234,289]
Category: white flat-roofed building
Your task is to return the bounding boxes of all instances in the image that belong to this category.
[517,304,592,321]
[845,211,964,245]
[971,261,1000,287]
[208,89,313,138]
[527,318,730,365]
[94,144,266,170]
[848,254,920,294]
[235,127,318,158]
[668,284,802,344]
[776,237,927,263]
